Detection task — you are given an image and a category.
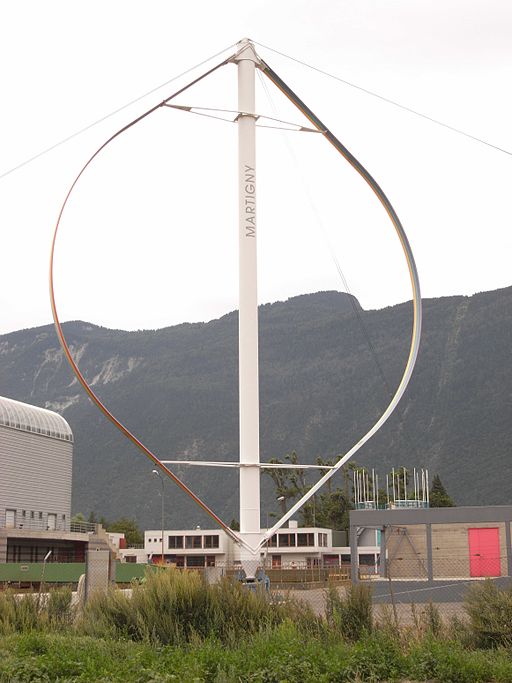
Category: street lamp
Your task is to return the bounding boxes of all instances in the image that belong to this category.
[266,495,285,529]
[264,495,286,569]
[152,469,165,564]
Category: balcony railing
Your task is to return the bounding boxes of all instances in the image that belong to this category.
[2,519,97,534]
[69,521,97,533]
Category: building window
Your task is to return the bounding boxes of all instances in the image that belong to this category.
[206,555,216,567]
[168,555,185,568]
[186,555,205,567]
[204,535,219,549]
[278,533,296,548]
[268,535,277,548]
[297,533,315,547]
[5,509,16,528]
[185,536,202,549]
[168,536,184,549]
[317,533,328,547]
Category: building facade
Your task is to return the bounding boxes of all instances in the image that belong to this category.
[349,505,512,581]
[0,395,73,533]
[0,395,80,563]
[140,520,377,569]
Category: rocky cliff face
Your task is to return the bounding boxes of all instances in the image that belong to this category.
[1,287,511,529]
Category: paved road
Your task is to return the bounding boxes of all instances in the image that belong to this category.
[369,576,512,603]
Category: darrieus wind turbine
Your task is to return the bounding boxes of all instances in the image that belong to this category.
[50,38,421,578]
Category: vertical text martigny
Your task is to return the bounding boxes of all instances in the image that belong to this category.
[244,164,256,237]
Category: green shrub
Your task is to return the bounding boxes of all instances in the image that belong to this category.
[325,582,373,642]
[344,630,405,682]
[78,567,317,645]
[464,580,512,648]
[407,637,512,683]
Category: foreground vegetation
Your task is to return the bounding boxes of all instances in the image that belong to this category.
[2,626,512,683]
[0,570,512,682]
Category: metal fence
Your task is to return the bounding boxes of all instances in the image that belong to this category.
[2,553,511,622]
[355,555,512,625]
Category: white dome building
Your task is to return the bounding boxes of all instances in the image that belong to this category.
[0,395,73,538]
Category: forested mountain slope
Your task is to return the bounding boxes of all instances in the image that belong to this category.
[1,287,510,529]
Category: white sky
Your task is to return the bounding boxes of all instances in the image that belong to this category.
[1,1,511,334]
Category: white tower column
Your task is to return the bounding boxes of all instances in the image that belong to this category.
[235,39,261,568]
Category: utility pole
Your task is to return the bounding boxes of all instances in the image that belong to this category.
[152,469,165,564]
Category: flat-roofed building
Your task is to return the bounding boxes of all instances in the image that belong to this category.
[143,520,375,570]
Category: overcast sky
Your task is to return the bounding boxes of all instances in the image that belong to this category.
[1,1,511,335]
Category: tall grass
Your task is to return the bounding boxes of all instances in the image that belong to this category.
[78,568,319,644]
[464,580,512,648]
[324,582,373,641]
[0,587,73,635]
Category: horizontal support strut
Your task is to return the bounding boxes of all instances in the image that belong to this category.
[159,460,334,470]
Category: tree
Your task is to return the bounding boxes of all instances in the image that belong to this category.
[229,518,240,531]
[429,474,455,507]
[106,517,143,545]
[265,451,359,533]
[264,451,305,516]
[305,488,352,531]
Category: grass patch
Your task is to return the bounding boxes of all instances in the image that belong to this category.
[2,572,512,680]
[2,628,512,682]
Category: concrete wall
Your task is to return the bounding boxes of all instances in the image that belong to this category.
[0,425,72,531]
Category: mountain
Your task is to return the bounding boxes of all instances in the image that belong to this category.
[1,287,511,529]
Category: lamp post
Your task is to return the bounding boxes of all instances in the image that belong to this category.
[152,469,165,565]
[39,549,52,602]
[264,495,286,568]
[266,495,285,529]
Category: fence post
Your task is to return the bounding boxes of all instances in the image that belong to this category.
[426,523,434,581]
[350,524,358,583]
[379,526,387,578]
[506,520,512,577]
[84,548,111,603]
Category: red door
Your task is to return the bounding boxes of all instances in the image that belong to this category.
[468,528,501,577]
